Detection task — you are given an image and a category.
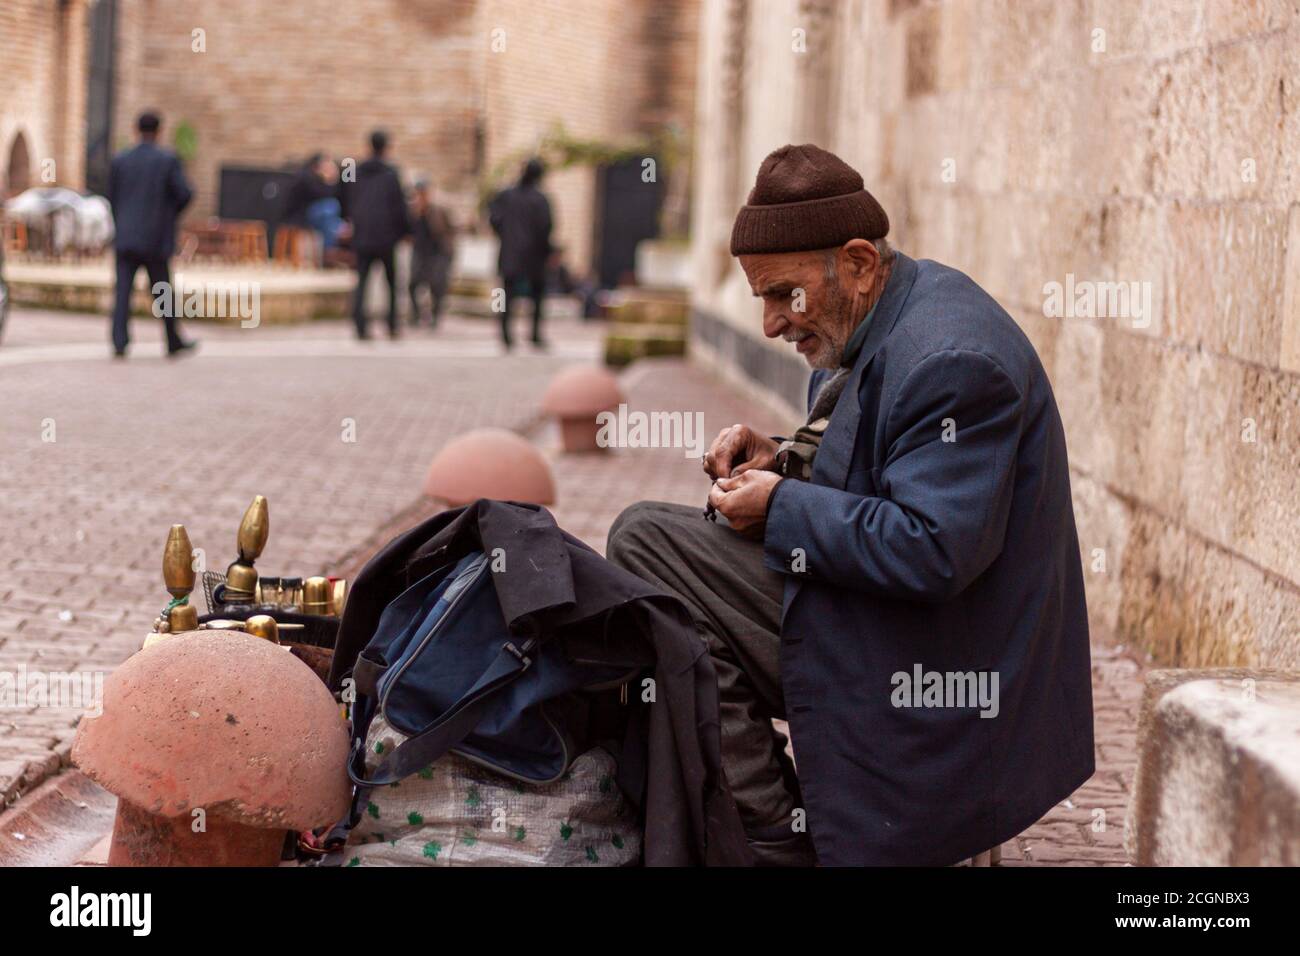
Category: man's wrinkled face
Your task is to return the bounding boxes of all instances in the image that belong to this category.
[740,248,858,369]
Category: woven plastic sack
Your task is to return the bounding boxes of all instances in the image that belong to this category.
[343,713,641,867]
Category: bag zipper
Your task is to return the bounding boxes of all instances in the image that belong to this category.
[378,553,489,717]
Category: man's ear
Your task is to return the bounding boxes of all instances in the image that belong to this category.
[841,239,881,289]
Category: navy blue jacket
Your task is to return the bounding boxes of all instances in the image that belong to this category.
[107,142,193,259]
[764,252,1094,865]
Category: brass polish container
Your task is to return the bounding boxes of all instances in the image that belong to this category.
[224,561,259,602]
[168,603,199,632]
[223,495,269,605]
[163,526,196,599]
[302,576,332,616]
[162,525,200,632]
[330,579,348,617]
[237,495,269,563]
[243,614,280,643]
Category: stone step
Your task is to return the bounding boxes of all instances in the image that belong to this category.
[603,290,689,327]
[1126,668,1300,865]
[604,323,687,367]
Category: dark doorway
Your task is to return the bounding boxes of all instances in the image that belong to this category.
[592,157,663,288]
[218,164,299,253]
[85,0,117,197]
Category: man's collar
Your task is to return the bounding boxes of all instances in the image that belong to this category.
[840,252,918,372]
[840,299,877,369]
[839,257,895,368]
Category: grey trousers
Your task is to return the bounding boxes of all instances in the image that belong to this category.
[606,500,801,832]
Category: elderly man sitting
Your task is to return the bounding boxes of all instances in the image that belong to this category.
[607,144,1095,867]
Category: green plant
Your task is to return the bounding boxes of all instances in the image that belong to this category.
[477,122,688,211]
[173,121,198,165]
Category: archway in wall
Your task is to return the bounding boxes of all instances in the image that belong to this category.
[6,133,32,197]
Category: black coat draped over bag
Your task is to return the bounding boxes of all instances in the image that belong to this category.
[329,499,751,867]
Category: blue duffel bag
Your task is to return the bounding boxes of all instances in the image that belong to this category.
[344,550,641,788]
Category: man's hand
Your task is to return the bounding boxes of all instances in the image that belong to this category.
[709,470,784,539]
[703,423,779,479]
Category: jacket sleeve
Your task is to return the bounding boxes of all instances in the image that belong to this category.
[391,172,411,238]
[168,156,194,214]
[487,192,503,235]
[763,348,1023,603]
[540,195,553,252]
[107,156,119,211]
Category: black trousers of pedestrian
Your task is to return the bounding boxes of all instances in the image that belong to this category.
[353,248,398,337]
[500,273,545,346]
[112,252,184,354]
[606,501,805,836]
[410,252,451,327]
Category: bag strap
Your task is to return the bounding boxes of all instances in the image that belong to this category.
[316,638,535,865]
[348,637,536,787]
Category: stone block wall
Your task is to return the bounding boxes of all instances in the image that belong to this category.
[690,0,1300,668]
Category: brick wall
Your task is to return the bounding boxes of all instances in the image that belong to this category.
[477,0,649,268]
[112,0,482,223]
[108,0,700,270]
[476,0,700,266]
[0,0,89,194]
[690,0,1300,669]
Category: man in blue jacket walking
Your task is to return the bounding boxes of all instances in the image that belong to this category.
[107,111,196,358]
[608,144,1094,866]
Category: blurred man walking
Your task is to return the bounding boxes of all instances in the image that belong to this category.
[408,180,455,328]
[343,130,409,340]
[489,158,552,350]
[107,111,196,359]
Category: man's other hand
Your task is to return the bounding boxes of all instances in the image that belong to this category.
[709,470,783,539]
[703,423,779,479]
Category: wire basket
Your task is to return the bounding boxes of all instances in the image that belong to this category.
[201,570,227,614]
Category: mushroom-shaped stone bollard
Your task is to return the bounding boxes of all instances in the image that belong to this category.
[541,365,625,453]
[422,427,556,505]
[71,630,350,866]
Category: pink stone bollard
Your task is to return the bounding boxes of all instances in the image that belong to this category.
[422,427,556,505]
[71,630,351,867]
[541,365,624,453]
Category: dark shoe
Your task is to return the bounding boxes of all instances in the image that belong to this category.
[112,349,127,360]
[530,338,549,351]
[356,329,372,341]
[387,325,401,340]
[166,340,198,358]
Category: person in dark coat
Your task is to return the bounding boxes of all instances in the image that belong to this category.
[607,144,1095,866]
[106,111,196,358]
[488,158,553,349]
[408,180,454,328]
[282,153,344,253]
[341,130,409,339]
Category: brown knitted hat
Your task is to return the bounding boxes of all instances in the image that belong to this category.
[730,144,889,255]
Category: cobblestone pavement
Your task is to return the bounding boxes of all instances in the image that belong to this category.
[0,305,1144,864]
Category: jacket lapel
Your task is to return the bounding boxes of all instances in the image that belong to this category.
[782,254,919,626]
[809,252,918,491]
